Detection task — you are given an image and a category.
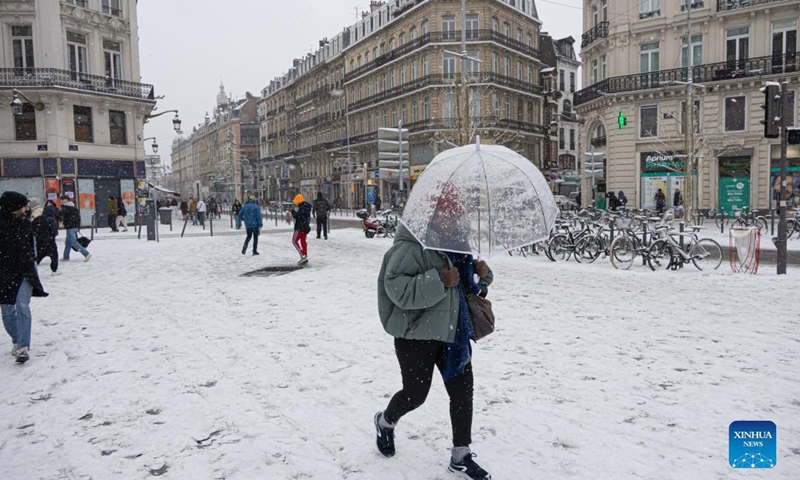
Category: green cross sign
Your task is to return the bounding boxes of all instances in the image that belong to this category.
[617,111,627,129]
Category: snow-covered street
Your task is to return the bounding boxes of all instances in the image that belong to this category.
[1,226,798,480]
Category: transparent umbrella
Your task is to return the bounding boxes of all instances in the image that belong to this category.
[401,140,558,258]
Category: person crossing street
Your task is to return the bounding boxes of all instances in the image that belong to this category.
[291,194,312,265]
[236,196,263,255]
[313,192,330,240]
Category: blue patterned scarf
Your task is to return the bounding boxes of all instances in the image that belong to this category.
[441,252,480,382]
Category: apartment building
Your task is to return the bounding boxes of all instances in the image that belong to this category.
[0,0,156,226]
[171,85,260,201]
[576,0,800,212]
[540,32,580,196]
[260,0,547,208]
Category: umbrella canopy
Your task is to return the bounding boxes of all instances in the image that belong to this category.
[401,142,558,258]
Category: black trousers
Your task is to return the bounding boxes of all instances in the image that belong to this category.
[107,215,117,231]
[384,338,473,447]
[36,241,59,272]
[243,227,259,252]
[316,216,328,238]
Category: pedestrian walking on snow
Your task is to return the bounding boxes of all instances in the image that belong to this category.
[106,195,118,231]
[237,197,263,255]
[312,192,330,240]
[373,186,494,480]
[0,191,49,364]
[189,198,198,225]
[31,200,60,274]
[60,197,91,262]
[232,199,243,229]
[196,199,207,227]
[116,196,128,232]
[291,194,312,264]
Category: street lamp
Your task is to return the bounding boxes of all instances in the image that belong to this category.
[10,89,44,115]
[142,137,159,155]
[144,109,182,132]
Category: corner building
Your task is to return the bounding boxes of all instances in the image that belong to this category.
[576,0,800,212]
[260,0,548,208]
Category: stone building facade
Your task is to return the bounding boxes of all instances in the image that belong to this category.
[0,0,156,226]
[260,0,548,208]
[576,0,800,212]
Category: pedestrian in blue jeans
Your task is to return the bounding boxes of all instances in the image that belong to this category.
[236,196,263,255]
[60,197,91,261]
[1,191,49,364]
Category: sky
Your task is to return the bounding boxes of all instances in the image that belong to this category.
[138,0,583,167]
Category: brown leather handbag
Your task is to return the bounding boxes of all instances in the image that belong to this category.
[467,294,495,341]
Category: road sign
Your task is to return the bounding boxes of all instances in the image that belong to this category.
[380,168,400,179]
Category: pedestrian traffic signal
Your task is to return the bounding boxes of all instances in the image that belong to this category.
[788,127,800,145]
[617,111,627,129]
[760,83,781,139]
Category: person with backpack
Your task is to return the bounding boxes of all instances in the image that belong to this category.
[291,194,312,265]
[1,191,49,364]
[31,200,60,275]
[236,196,263,256]
[60,196,91,262]
[606,191,618,211]
[618,191,628,212]
[312,192,330,240]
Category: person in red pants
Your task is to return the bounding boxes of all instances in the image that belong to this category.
[291,194,312,265]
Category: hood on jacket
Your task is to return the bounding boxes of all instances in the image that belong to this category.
[0,191,28,212]
[293,194,305,206]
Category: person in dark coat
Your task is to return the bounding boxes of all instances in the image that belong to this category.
[606,191,618,211]
[655,188,666,213]
[291,194,312,265]
[32,201,60,274]
[179,199,189,220]
[232,199,243,229]
[115,196,128,232]
[106,195,118,231]
[375,195,382,212]
[617,191,628,212]
[236,197,263,255]
[60,196,91,262]
[0,191,48,364]
[312,192,330,240]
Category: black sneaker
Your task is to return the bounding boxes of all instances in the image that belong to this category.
[253,251,260,256]
[15,347,29,364]
[373,411,395,457]
[242,247,246,255]
[448,453,491,479]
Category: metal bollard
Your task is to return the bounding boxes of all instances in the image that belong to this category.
[679,221,685,251]
[91,214,95,241]
[771,206,775,236]
[169,213,173,232]
[210,215,214,236]
[720,210,724,234]
[181,216,189,237]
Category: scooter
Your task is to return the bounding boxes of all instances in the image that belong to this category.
[356,209,384,238]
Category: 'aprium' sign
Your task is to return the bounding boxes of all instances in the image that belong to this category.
[729,421,776,469]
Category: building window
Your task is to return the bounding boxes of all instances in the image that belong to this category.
[400,65,406,84]
[104,40,123,83]
[67,0,88,6]
[492,17,499,32]
[442,92,455,119]
[726,26,749,71]
[442,15,456,40]
[772,19,797,73]
[443,52,456,79]
[74,105,94,143]
[421,19,429,35]
[504,56,510,76]
[389,38,396,51]
[411,99,418,122]
[505,96,511,118]
[411,60,417,80]
[391,105,397,126]
[383,109,388,128]
[423,96,430,119]
[466,14,479,40]
[504,22,510,38]
[471,91,481,118]
[527,33,533,47]
[681,34,703,68]
[724,96,746,132]
[640,105,658,137]
[528,65,533,84]
[67,32,89,81]
[640,41,660,88]
[559,69,565,91]
[591,59,598,84]
[600,55,606,80]
[410,27,417,41]
[422,54,430,75]
[14,103,36,141]
[109,110,127,145]
[569,129,575,150]
[592,5,598,26]
[11,26,34,75]
[399,32,406,46]
[102,0,122,16]
[517,61,523,80]
[517,28,523,43]
[559,128,565,149]
[402,103,407,123]
[466,50,479,77]
[602,0,608,21]
[492,53,499,73]
[639,0,661,18]
[390,69,396,88]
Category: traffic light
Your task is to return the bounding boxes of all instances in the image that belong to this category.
[788,127,800,145]
[617,111,627,129]
[760,83,781,139]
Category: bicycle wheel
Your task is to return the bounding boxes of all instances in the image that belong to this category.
[610,236,637,270]
[575,236,602,263]
[547,235,570,261]
[691,238,723,271]
[646,239,673,271]
[788,219,799,238]
[754,217,768,232]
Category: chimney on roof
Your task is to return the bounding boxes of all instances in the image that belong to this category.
[370,1,384,13]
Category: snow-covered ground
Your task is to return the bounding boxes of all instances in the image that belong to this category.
[1,226,798,480]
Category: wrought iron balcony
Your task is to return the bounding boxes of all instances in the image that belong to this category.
[574,52,799,106]
[345,29,540,82]
[590,136,607,147]
[0,68,154,100]
[581,22,609,49]
[717,0,783,11]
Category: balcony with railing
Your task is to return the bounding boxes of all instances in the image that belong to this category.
[345,29,540,82]
[581,22,609,49]
[0,68,154,100]
[574,52,798,106]
[102,4,122,16]
[717,0,785,11]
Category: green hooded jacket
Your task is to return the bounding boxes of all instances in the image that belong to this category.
[377,224,493,343]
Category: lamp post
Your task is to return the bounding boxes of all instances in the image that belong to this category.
[9,89,44,114]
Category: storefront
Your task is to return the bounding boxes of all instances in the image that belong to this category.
[639,151,686,210]
[769,145,800,207]
[0,157,142,227]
